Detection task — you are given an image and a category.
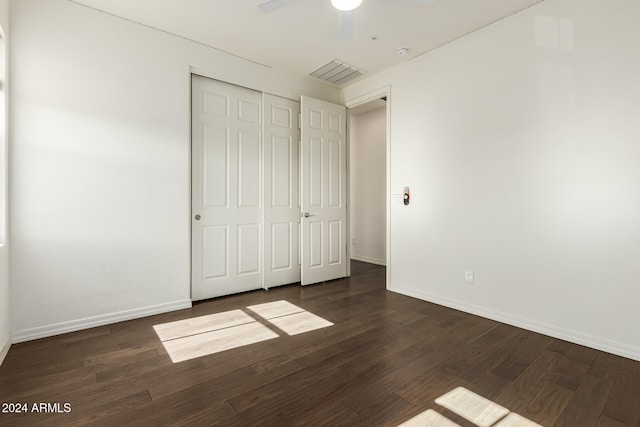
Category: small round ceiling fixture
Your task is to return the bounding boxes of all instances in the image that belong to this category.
[331,0,363,11]
[396,47,409,56]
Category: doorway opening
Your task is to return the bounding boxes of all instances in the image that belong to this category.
[348,97,387,268]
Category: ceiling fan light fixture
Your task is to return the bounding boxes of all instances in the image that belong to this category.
[331,0,363,11]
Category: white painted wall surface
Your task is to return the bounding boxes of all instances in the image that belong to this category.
[349,107,386,265]
[9,0,339,340]
[0,0,10,363]
[342,0,640,360]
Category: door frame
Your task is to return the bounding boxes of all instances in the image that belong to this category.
[345,86,391,288]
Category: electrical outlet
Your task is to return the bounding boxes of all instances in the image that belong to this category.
[465,270,475,284]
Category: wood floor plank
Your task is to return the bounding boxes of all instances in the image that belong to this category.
[490,349,564,415]
[347,393,412,427]
[62,390,152,427]
[226,336,382,414]
[492,331,553,382]
[459,328,525,385]
[523,380,574,426]
[294,402,360,427]
[458,371,513,403]
[589,352,622,380]
[1,260,639,426]
[0,365,97,401]
[600,359,640,425]
[554,374,614,427]
[323,343,428,414]
[548,353,591,391]
[596,415,629,427]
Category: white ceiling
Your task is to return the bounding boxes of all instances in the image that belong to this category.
[71,0,544,87]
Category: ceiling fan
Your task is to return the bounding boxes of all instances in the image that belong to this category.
[258,0,436,40]
[257,0,364,40]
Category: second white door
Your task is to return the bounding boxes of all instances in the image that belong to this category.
[300,96,347,286]
[263,94,301,288]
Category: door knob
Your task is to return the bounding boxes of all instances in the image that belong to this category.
[194,214,201,221]
[303,212,313,218]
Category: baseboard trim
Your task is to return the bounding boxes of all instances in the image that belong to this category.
[0,335,10,366]
[12,299,193,344]
[388,284,640,362]
[351,254,386,266]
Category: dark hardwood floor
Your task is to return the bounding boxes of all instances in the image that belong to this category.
[1,261,639,426]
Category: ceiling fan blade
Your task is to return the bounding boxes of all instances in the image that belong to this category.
[338,10,355,40]
[258,0,300,13]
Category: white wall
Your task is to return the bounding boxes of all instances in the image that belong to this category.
[10,0,339,341]
[342,0,640,360]
[0,0,10,364]
[349,107,386,265]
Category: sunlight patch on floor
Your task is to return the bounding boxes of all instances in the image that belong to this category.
[397,409,461,427]
[493,412,543,427]
[398,387,543,427]
[264,310,334,335]
[247,300,304,319]
[160,321,278,363]
[154,300,333,362]
[248,300,334,335]
[153,309,256,341]
[435,387,510,427]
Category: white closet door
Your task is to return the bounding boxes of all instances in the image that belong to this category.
[191,75,262,301]
[263,94,301,288]
[300,96,347,286]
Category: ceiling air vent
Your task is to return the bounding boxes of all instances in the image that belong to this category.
[308,59,363,85]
